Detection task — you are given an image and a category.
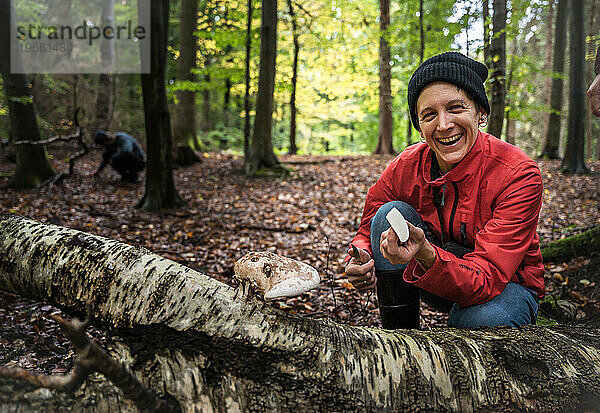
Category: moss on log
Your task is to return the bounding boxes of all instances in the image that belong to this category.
[541,225,600,262]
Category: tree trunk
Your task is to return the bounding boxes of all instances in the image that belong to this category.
[287,0,299,155]
[1,375,139,413]
[95,0,115,132]
[0,0,56,189]
[244,0,253,162]
[137,0,185,211]
[374,0,394,155]
[488,0,507,139]
[585,0,595,160]
[201,71,212,133]
[483,0,490,68]
[504,33,518,145]
[221,6,233,130]
[246,0,280,175]
[561,0,590,174]
[1,215,600,412]
[588,0,600,160]
[540,0,554,155]
[224,77,232,127]
[404,0,425,149]
[419,0,424,63]
[172,0,201,162]
[540,0,567,159]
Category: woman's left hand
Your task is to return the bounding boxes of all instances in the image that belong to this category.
[380,222,436,269]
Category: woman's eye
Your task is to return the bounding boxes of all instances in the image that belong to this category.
[422,113,434,120]
[450,105,465,110]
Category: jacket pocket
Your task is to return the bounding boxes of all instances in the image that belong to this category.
[461,212,478,248]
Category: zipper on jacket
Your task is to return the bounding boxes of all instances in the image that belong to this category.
[433,184,447,246]
[440,184,446,207]
[449,182,459,242]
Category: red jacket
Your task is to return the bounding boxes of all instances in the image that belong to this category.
[351,131,545,307]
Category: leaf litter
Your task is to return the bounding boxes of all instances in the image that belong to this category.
[0,149,599,374]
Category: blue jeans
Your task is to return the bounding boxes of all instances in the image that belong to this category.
[371,201,539,328]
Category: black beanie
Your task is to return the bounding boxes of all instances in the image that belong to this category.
[407,52,490,131]
[94,130,108,144]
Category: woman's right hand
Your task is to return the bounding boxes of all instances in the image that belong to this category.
[344,247,376,292]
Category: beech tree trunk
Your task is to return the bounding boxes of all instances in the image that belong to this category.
[172,0,201,160]
[504,34,518,145]
[287,0,299,155]
[95,0,115,132]
[488,0,507,139]
[0,0,56,189]
[1,214,600,412]
[483,0,490,68]
[419,0,424,63]
[541,0,554,155]
[585,0,595,159]
[138,0,185,211]
[374,0,394,155]
[243,0,253,162]
[246,0,280,175]
[561,0,590,174]
[540,0,567,159]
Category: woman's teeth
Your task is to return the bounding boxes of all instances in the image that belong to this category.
[438,134,462,145]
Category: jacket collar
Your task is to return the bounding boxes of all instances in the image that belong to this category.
[422,130,485,185]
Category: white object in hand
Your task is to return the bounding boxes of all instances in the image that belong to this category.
[386,207,409,243]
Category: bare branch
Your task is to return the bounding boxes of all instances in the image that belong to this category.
[0,363,88,393]
[12,128,82,146]
[291,0,314,20]
[4,108,89,181]
[0,313,178,413]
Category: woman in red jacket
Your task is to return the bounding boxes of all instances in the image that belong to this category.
[345,52,544,329]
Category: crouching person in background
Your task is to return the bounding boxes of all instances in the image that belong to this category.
[94,130,146,184]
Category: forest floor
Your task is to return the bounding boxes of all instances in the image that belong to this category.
[0,144,599,375]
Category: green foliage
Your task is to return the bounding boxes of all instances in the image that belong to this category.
[537,295,559,326]
[8,95,33,105]
[536,315,558,326]
[5,0,596,158]
[203,126,244,152]
[164,0,468,155]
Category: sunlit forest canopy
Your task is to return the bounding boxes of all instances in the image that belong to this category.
[1,0,598,158]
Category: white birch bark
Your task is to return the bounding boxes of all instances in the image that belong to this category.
[0,214,599,412]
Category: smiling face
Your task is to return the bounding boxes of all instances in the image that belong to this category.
[416,81,484,174]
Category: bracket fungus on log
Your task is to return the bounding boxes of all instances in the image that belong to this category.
[234,251,320,299]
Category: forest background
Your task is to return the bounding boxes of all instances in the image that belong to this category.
[1,0,599,161]
[1,1,600,408]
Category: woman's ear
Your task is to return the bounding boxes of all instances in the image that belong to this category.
[478,111,488,128]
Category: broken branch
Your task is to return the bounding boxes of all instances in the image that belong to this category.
[0,313,177,413]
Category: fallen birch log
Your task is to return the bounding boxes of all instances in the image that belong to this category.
[0,214,599,412]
